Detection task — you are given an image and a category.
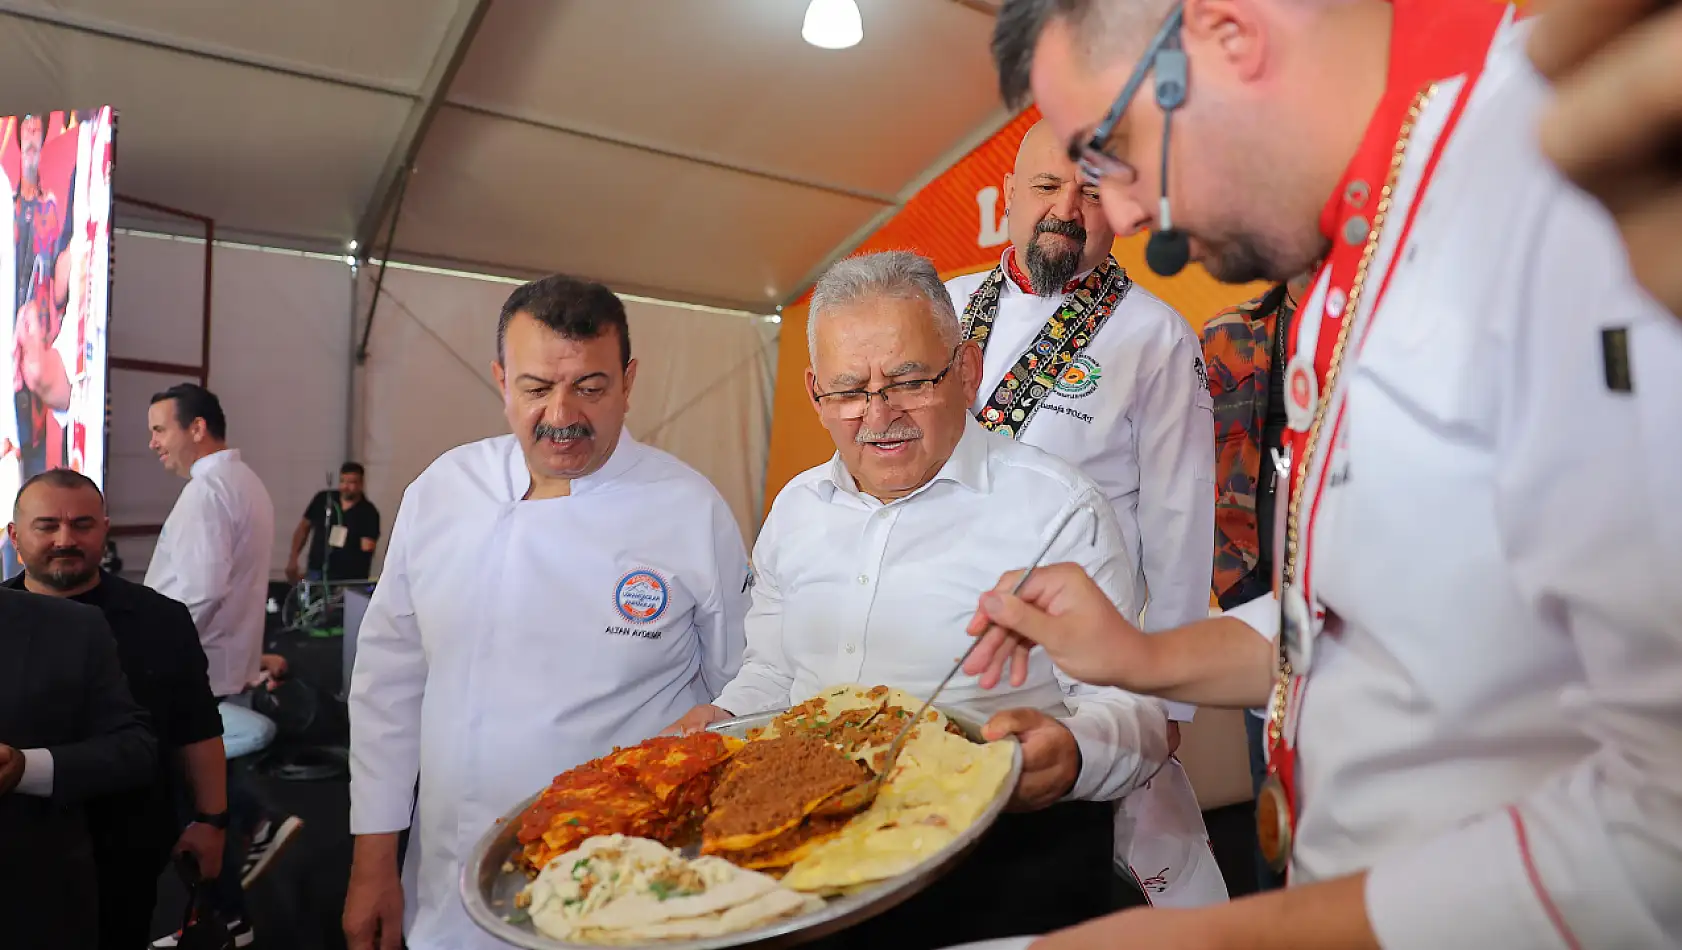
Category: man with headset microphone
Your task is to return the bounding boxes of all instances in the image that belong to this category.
[958,0,1682,947]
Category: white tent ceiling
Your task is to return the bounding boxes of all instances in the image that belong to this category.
[0,0,1011,311]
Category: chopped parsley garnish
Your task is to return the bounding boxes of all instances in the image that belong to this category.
[565,817,582,826]
[649,880,699,901]
[507,908,531,924]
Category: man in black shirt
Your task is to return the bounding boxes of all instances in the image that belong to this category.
[6,468,227,949]
[285,461,380,584]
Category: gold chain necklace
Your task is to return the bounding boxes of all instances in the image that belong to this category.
[1267,84,1438,744]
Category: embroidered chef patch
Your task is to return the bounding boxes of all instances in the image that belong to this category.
[1054,355,1102,398]
[614,569,669,624]
[1193,355,1210,394]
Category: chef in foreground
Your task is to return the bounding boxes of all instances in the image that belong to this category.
[946,118,1223,907]
[668,251,1170,947]
[344,275,750,950]
[958,0,1682,947]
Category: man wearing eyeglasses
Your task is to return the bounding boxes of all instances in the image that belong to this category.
[667,250,1170,945]
[946,119,1223,909]
[952,0,1682,948]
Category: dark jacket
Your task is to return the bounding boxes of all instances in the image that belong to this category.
[5,571,223,852]
[0,586,158,950]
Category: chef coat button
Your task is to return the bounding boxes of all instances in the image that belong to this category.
[1345,179,1370,208]
[845,643,857,654]
[1343,215,1370,246]
[856,574,869,585]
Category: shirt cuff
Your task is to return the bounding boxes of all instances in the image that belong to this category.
[1163,700,1197,722]
[1366,807,1569,950]
[18,748,54,797]
[1061,703,1167,802]
[1224,591,1280,642]
[711,683,781,719]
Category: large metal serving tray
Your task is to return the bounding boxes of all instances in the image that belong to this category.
[461,705,1023,950]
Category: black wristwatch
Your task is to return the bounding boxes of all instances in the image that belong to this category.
[193,810,230,829]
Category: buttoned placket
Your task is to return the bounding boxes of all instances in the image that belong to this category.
[833,498,901,682]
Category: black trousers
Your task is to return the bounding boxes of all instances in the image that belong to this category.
[803,800,1136,950]
[96,842,171,950]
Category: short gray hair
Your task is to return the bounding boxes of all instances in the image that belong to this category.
[993,0,1168,107]
[807,251,961,363]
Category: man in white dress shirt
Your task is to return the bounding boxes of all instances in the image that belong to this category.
[959,0,1682,947]
[344,275,750,950]
[670,251,1170,947]
[145,381,288,947]
[946,119,1223,907]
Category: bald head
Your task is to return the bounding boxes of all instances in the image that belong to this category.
[1005,120,1114,294]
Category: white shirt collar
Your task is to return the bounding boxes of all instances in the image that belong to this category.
[815,416,994,506]
[190,447,238,478]
[506,429,644,500]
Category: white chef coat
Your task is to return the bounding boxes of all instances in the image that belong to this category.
[947,263,1215,725]
[145,448,275,698]
[347,433,749,950]
[713,418,1168,803]
[1223,12,1682,948]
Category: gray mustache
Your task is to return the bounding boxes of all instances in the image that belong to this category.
[1037,216,1086,244]
[535,421,592,442]
[856,421,922,444]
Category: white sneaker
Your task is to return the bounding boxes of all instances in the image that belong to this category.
[149,916,254,948]
[241,814,304,888]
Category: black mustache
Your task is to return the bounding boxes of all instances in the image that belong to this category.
[535,421,592,441]
[48,547,86,559]
[1036,216,1087,244]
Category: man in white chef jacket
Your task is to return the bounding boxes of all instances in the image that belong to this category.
[955,1,1682,947]
[344,275,749,950]
[669,251,1170,947]
[946,119,1223,908]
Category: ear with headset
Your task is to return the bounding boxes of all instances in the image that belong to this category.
[1145,21,1192,277]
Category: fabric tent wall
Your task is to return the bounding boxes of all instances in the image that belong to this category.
[351,265,778,568]
[105,231,354,577]
[760,111,1267,811]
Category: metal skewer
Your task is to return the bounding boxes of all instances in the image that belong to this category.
[822,500,1100,814]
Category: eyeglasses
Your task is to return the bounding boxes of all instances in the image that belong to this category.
[812,348,960,421]
[1069,4,1187,187]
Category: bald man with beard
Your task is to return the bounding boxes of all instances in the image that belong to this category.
[945,121,1224,907]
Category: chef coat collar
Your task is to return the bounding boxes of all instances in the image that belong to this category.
[817,415,993,507]
[190,448,240,479]
[506,429,646,500]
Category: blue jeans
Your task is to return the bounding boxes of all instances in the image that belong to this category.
[1245,713,1286,894]
[206,696,279,919]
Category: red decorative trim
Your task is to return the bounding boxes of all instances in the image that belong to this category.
[1508,806,1584,950]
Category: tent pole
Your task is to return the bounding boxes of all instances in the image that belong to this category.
[356,166,411,365]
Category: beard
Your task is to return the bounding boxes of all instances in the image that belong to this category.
[29,549,97,591]
[1198,228,1329,286]
[1024,216,1088,295]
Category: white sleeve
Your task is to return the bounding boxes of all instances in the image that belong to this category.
[347,491,428,836]
[1058,489,1172,802]
[1365,178,1682,950]
[696,496,749,700]
[1134,322,1218,722]
[710,511,796,717]
[1224,591,1280,642]
[49,309,78,426]
[1133,323,1217,634]
[149,485,235,632]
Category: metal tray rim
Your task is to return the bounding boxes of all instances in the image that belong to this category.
[459,704,1023,950]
